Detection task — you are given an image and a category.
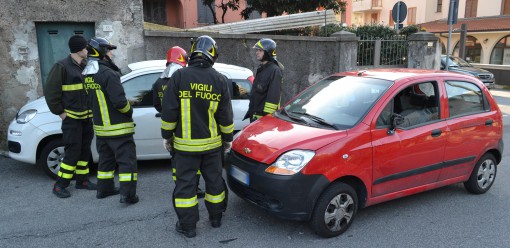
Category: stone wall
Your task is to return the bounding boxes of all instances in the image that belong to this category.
[0,0,145,150]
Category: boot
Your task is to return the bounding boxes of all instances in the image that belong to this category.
[96,188,120,199]
[176,221,196,238]
[120,195,139,204]
[210,213,222,228]
[52,184,71,198]
[75,180,98,190]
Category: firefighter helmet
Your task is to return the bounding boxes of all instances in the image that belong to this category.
[87,37,117,59]
[253,38,277,60]
[190,35,218,64]
[166,46,188,67]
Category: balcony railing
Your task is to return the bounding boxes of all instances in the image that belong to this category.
[353,0,383,12]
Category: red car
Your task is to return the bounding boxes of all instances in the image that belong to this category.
[227,69,503,238]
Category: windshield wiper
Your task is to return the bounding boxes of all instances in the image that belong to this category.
[290,111,338,130]
[280,108,306,122]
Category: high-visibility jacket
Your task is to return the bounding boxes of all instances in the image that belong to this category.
[161,58,234,154]
[244,60,283,120]
[44,55,92,120]
[83,60,134,138]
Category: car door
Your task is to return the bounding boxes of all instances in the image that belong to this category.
[439,79,498,180]
[370,79,447,197]
[122,69,170,160]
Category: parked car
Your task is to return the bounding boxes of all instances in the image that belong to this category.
[227,68,503,238]
[441,55,495,89]
[8,60,253,179]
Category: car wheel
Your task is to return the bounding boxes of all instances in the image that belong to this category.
[310,182,358,238]
[37,139,64,180]
[464,153,497,194]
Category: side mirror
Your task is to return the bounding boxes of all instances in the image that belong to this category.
[387,113,404,135]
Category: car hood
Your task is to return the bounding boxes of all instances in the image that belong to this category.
[231,115,347,164]
[448,66,491,75]
[19,97,50,114]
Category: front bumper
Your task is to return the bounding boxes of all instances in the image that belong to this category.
[226,151,330,221]
[7,119,45,164]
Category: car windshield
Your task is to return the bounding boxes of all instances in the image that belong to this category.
[442,56,472,67]
[280,76,392,129]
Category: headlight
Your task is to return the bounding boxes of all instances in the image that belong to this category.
[265,150,315,175]
[16,109,37,124]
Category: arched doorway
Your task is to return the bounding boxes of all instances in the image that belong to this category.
[167,0,184,28]
[490,35,510,65]
[453,36,482,63]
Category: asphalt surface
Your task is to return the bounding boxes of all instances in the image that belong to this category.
[1,90,510,248]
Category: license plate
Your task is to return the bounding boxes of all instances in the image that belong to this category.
[230,165,249,186]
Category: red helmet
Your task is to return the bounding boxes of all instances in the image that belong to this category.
[166,46,188,67]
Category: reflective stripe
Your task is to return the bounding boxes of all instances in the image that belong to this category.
[208,101,218,137]
[62,83,83,91]
[97,170,115,179]
[119,173,136,182]
[118,102,131,114]
[181,99,191,139]
[96,90,110,125]
[94,122,135,137]
[75,168,89,175]
[205,191,225,204]
[197,170,201,175]
[174,136,222,152]
[263,102,278,114]
[60,162,76,171]
[77,161,88,166]
[219,123,234,134]
[161,120,176,131]
[175,196,198,208]
[64,109,92,119]
[253,114,262,120]
[58,171,74,179]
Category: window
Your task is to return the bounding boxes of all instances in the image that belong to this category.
[371,13,378,23]
[503,0,510,14]
[376,82,439,128]
[230,79,252,100]
[407,7,416,25]
[453,36,482,63]
[143,0,167,25]
[437,0,443,12]
[197,0,215,24]
[123,73,161,107]
[445,81,488,117]
[465,0,478,18]
[490,35,510,65]
[389,10,394,26]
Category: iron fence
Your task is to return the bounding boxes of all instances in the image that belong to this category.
[357,35,408,68]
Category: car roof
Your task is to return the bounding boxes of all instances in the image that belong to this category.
[336,68,458,81]
[127,60,253,79]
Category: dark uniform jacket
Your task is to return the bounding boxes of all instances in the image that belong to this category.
[244,60,283,120]
[152,63,184,113]
[83,60,134,138]
[44,55,92,119]
[161,58,234,155]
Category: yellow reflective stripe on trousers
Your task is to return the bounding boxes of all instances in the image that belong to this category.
[119,173,137,182]
[181,99,191,139]
[62,83,83,91]
[208,101,218,137]
[64,109,92,119]
[175,196,198,208]
[219,123,234,134]
[263,102,278,114]
[58,171,74,179]
[94,122,135,136]
[97,170,115,179]
[205,191,225,204]
[173,136,222,152]
[118,102,131,114]
[60,162,76,171]
[161,120,176,131]
[75,161,89,175]
[96,89,110,125]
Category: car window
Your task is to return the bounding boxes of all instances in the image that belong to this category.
[445,81,489,117]
[284,76,392,129]
[123,72,160,107]
[230,79,252,100]
[376,81,440,129]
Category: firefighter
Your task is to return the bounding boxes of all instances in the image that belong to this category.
[161,35,233,238]
[244,38,284,122]
[151,46,206,198]
[45,35,96,198]
[82,37,138,204]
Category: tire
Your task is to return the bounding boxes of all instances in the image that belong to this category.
[464,153,497,194]
[37,139,64,180]
[310,182,358,238]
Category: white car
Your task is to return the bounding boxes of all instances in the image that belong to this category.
[7,60,253,179]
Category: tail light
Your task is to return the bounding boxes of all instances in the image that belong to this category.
[247,75,254,84]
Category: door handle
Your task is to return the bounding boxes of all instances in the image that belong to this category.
[431,129,442,137]
[155,113,161,118]
[485,119,493,126]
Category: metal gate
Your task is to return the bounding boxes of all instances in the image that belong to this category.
[35,22,94,87]
[357,35,408,69]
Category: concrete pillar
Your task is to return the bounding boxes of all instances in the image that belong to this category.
[407,32,441,70]
[331,31,359,72]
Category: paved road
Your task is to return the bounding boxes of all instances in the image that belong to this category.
[1,90,510,248]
